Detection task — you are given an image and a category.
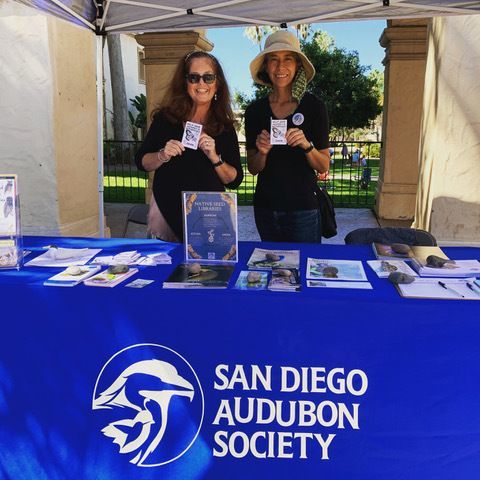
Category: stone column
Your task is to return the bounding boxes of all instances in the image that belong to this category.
[376,19,429,221]
[135,31,213,202]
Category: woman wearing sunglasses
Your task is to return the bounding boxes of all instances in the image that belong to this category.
[245,30,331,243]
[135,51,243,242]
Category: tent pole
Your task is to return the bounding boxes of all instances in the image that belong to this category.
[96,35,105,237]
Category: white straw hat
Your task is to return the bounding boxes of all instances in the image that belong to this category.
[249,30,315,86]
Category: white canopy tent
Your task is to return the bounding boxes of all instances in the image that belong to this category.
[13,0,480,33]
[8,0,480,236]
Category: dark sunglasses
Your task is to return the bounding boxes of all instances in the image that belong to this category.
[185,73,217,84]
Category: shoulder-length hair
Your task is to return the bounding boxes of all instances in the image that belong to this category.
[153,51,235,136]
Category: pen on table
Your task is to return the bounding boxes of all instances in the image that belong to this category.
[438,280,465,298]
[466,282,480,296]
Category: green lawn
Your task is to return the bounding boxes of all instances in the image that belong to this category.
[103,158,378,207]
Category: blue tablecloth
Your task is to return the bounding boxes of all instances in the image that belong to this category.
[1,236,480,479]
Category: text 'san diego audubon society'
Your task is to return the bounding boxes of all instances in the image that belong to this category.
[212,364,368,460]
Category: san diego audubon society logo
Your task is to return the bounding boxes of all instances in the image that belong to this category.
[92,344,204,467]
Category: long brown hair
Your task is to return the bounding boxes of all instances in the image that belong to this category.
[154,51,235,136]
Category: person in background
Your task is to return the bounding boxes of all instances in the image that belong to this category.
[135,51,243,242]
[245,30,330,243]
[352,148,361,166]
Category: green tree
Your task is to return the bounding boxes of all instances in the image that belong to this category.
[128,94,147,141]
[303,32,382,138]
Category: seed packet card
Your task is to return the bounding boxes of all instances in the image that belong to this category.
[182,121,202,149]
[270,119,287,145]
[234,270,268,290]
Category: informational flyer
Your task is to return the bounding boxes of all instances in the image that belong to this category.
[270,119,287,145]
[183,191,238,263]
[306,258,368,281]
[182,121,202,150]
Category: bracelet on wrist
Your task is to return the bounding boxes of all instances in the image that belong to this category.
[212,155,224,168]
[303,141,315,154]
[157,148,170,164]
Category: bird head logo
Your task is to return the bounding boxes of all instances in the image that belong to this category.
[92,344,204,467]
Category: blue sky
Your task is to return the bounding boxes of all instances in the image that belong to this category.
[207,20,386,98]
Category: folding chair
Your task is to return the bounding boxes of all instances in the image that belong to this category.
[122,204,149,237]
[344,227,437,246]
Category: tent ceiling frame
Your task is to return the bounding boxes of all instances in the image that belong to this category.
[104,0,273,31]
[49,0,96,29]
[295,2,384,24]
[97,0,480,34]
[43,0,480,35]
[346,0,480,15]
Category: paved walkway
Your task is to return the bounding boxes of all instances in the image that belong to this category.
[105,203,385,244]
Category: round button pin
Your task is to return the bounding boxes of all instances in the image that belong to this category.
[292,113,304,126]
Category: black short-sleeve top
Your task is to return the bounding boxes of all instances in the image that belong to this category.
[135,111,243,240]
[245,92,329,211]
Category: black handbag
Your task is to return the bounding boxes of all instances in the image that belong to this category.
[315,186,337,239]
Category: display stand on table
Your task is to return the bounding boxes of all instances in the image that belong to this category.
[182,191,238,263]
[0,174,23,270]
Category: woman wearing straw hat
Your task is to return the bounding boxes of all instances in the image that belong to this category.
[245,30,330,243]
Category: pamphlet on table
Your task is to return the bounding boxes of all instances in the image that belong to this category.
[247,248,300,270]
[44,265,101,287]
[92,250,171,266]
[410,258,480,277]
[306,258,368,281]
[372,243,447,262]
[25,247,102,267]
[367,260,418,278]
[234,270,268,290]
[268,268,301,292]
[163,263,234,289]
[84,268,138,288]
[307,280,373,289]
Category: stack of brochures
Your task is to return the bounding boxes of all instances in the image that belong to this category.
[84,268,138,287]
[268,268,301,292]
[44,265,101,287]
[247,248,300,270]
[366,260,418,278]
[93,251,172,266]
[163,263,234,289]
[410,258,480,277]
[25,247,102,267]
[372,243,450,262]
